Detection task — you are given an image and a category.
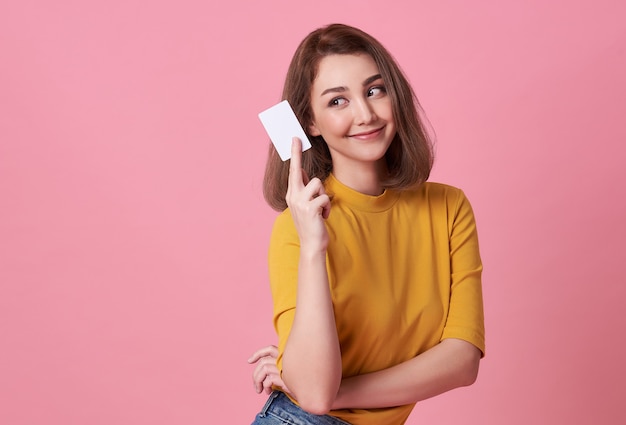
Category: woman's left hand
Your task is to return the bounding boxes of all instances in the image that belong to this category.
[248,345,291,395]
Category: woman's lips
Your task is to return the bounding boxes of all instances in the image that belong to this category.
[348,126,385,140]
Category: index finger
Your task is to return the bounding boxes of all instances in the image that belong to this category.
[247,345,279,363]
[288,137,303,188]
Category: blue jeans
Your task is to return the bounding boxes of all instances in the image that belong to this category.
[251,391,352,425]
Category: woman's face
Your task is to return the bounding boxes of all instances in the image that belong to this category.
[308,53,396,174]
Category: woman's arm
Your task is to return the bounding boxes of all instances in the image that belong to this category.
[279,138,342,414]
[332,338,481,409]
[281,248,341,414]
[250,338,480,410]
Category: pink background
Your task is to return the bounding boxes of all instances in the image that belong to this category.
[1,1,625,423]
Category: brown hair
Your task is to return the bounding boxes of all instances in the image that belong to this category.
[263,23,434,211]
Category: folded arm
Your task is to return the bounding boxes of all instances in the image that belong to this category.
[250,338,480,410]
[333,338,481,409]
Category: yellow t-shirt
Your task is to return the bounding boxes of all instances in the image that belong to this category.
[268,174,485,425]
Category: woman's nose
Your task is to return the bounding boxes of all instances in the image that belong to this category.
[353,98,376,125]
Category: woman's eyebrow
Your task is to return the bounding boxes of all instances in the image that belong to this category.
[320,86,346,96]
[319,74,383,97]
[363,74,382,86]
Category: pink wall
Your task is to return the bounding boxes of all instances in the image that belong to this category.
[1,1,624,423]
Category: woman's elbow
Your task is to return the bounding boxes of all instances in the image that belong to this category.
[458,348,481,387]
[460,359,480,386]
[286,376,338,415]
[298,396,334,416]
[443,338,482,387]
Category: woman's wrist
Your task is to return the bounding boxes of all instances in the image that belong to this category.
[298,244,327,261]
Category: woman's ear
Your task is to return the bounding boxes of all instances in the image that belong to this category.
[309,122,321,137]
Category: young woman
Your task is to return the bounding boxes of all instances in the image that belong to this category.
[249,23,485,425]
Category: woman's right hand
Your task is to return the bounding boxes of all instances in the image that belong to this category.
[248,345,291,395]
[285,138,331,252]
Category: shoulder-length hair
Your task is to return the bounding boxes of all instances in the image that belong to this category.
[263,23,434,211]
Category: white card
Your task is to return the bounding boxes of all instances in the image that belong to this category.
[258,100,312,161]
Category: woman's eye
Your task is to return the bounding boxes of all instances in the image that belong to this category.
[368,86,386,97]
[329,97,347,107]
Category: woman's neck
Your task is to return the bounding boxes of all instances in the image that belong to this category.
[332,160,387,196]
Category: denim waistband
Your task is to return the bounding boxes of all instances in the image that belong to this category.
[255,391,352,425]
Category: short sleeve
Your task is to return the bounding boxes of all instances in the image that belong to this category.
[441,190,486,356]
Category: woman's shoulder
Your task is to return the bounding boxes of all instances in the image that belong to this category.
[398,181,473,216]
[410,181,467,201]
[270,208,297,240]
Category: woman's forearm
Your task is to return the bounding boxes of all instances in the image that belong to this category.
[332,338,481,410]
[281,248,342,415]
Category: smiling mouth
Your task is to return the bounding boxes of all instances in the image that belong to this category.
[348,126,385,138]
